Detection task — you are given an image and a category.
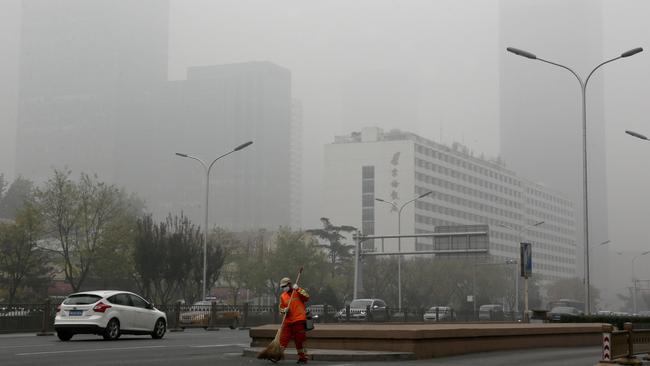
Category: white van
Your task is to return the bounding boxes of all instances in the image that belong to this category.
[478,304,504,320]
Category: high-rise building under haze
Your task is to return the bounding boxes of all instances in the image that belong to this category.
[16,0,169,182]
[499,0,607,280]
[15,0,298,231]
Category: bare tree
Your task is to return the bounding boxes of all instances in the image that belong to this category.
[35,170,131,292]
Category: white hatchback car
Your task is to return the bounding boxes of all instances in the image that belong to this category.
[54,290,167,341]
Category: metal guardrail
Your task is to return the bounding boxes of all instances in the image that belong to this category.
[0,302,528,334]
[600,323,650,364]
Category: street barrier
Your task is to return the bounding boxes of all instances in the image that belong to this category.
[0,302,552,334]
[598,323,650,365]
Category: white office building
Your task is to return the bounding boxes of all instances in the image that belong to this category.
[323,127,576,281]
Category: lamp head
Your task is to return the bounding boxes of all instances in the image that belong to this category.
[507,47,537,60]
[621,47,643,58]
[626,130,648,141]
[234,141,254,151]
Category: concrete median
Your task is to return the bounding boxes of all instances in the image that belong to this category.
[248,323,605,359]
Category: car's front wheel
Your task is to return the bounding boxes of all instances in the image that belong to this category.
[103,318,120,340]
[151,318,166,339]
[57,331,73,341]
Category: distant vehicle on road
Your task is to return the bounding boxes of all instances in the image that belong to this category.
[548,306,582,322]
[179,300,240,329]
[335,299,388,322]
[423,306,455,322]
[478,304,504,321]
[54,290,167,341]
[547,299,585,313]
[638,310,650,317]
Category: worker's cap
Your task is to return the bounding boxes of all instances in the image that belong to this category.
[279,277,291,287]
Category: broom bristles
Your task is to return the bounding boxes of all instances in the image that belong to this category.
[257,338,284,362]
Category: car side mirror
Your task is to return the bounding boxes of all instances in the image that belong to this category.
[373,305,379,309]
[146,303,154,310]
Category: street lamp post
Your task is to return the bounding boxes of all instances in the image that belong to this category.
[497,221,544,320]
[632,251,650,314]
[507,46,643,315]
[376,191,433,310]
[175,140,253,301]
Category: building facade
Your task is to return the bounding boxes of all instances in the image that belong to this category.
[15,1,299,231]
[324,127,576,281]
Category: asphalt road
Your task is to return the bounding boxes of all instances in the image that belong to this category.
[0,329,604,366]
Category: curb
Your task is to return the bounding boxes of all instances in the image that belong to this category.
[243,347,416,361]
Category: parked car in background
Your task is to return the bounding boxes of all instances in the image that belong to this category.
[638,310,650,317]
[308,304,326,323]
[478,304,504,321]
[597,310,614,316]
[54,290,167,341]
[547,306,582,322]
[178,300,240,329]
[334,299,388,322]
[423,306,455,322]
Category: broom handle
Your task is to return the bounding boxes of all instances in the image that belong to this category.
[275,266,304,340]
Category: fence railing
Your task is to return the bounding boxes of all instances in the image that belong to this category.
[600,323,650,364]
[0,302,525,334]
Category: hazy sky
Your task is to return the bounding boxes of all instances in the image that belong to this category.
[167,0,501,234]
[1,1,649,284]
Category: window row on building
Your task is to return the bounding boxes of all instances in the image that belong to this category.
[416,158,521,199]
[415,171,521,213]
[414,144,521,188]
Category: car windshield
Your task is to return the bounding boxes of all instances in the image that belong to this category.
[550,307,575,313]
[427,307,448,312]
[64,294,102,305]
[349,300,373,308]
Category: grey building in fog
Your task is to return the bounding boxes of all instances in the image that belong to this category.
[124,62,296,230]
[16,0,169,182]
[499,0,607,279]
[15,0,298,231]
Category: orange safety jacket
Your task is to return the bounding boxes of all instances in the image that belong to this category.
[279,287,310,324]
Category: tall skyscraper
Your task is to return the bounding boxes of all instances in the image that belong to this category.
[16,0,169,182]
[15,1,298,231]
[127,61,295,231]
[499,0,607,280]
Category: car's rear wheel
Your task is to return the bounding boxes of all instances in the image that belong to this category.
[151,318,166,339]
[57,331,73,341]
[103,318,120,340]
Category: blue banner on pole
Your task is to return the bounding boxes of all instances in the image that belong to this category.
[520,242,532,278]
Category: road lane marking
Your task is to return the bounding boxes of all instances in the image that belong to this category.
[16,345,166,356]
[0,344,55,349]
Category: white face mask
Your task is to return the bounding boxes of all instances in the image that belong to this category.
[282,286,290,293]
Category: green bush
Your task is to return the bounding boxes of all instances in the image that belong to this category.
[558,314,650,329]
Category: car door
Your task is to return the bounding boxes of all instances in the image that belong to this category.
[128,294,156,331]
[107,293,135,331]
[372,300,387,321]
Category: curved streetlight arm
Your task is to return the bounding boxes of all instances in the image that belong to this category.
[585,56,623,88]
[176,153,208,172]
[398,191,433,216]
[209,141,254,172]
[536,57,584,86]
[375,198,398,211]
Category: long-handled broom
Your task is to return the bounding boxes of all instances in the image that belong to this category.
[257,266,304,363]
